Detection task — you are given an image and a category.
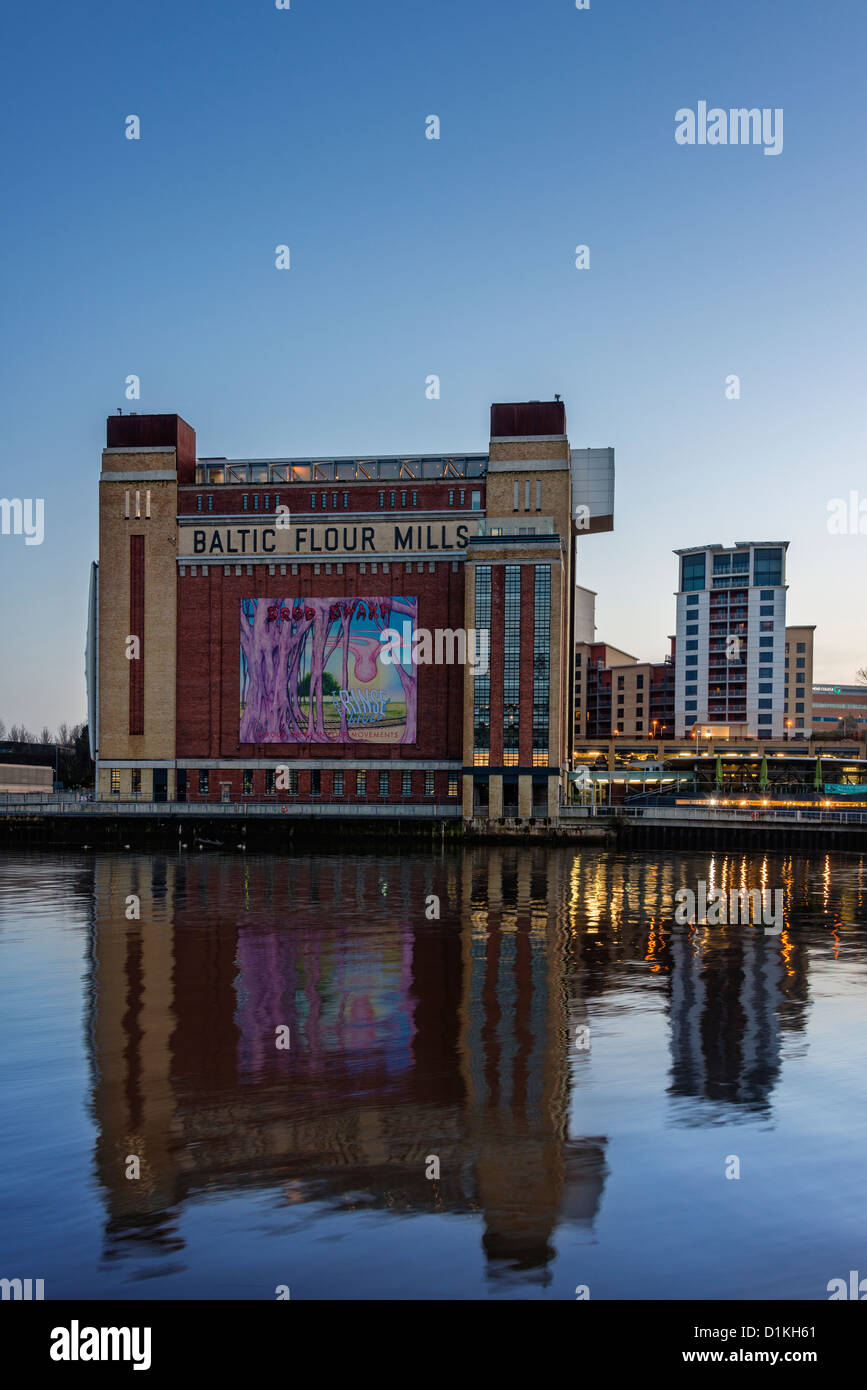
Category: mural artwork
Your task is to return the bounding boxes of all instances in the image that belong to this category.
[240,596,417,744]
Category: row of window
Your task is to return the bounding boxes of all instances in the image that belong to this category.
[109,769,459,797]
[194,488,483,513]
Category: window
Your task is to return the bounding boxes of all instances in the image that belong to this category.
[685,640,698,651]
[379,771,389,797]
[471,490,481,510]
[759,637,774,647]
[401,490,407,507]
[332,492,338,509]
[686,624,698,636]
[253,494,259,510]
[379,491,385,507]
[759,683,773,694]
[449,489,454,506]
[401,771,411,797]
[110,768,121,793]
[333,770,344,796]
[310,770,321,796]
[758,714,772,725]
[685,700,697,710]
[797,642,805,653]
[131,768,141,796]
[473,565,492,761]
[636,720,643,731]
[242,494,249,510]
[448,773,458,797]
[795,702,804,714]
[311,493,317,509]
[617,676,625,690]
[686,594,699,607]
[265,769,275,794]
[685,684,697,696]
[412,491,417,507]
[207,495,213,511]
[199,770,209,795]
[760,604,774,616]
[753,548,782,586]
[760,589,775,601]
[343,492,349,508]
[356,770,366,797]
[288,769,299,795]
[243,769,254,795]
[636,675,644,689]
[390,491,396,507]
[459,489,465,505]
[760,621,773,631]
[685,654,698,666]
[796,658,805,668]
[758,699,773,709]
[321,492,327,509]
[264,494,271,509]
[424,771,435,796]
[197,495,203,511]
[681,554,706,591]
[796,672,805,684]
[796,717,804,728]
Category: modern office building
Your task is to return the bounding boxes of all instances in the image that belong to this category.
[88,400,614,818]
[811,683,867,735]
[783,626,815,737]
[674,542,788,739]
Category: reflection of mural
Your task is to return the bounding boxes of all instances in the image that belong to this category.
[240,596,417,744]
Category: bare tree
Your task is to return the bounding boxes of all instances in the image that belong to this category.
[857,666,867,685]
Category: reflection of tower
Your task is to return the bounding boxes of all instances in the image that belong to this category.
[458,847,608,1280]
[667,928,785,1114]
[89,857,181,1253]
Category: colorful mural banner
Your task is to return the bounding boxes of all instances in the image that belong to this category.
[240,596,417,744]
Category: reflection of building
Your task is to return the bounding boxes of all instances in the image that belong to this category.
[86,851,611,1276]
[90,401,615,823]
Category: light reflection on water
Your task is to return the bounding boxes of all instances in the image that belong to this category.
[0,846,865,1300]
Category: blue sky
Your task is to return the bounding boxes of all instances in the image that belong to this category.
[1,0,865,729]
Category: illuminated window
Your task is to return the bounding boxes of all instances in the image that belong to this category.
[424,772,435,795]
[131,768,141,796]
[448,773,458,797]
[473,566,491,761]
[110,768,120,794]
[356,770,366,797]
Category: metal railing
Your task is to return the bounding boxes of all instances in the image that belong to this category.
[0,797,462,820]
[561,804,867,826]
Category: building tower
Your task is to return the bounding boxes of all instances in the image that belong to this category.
[673,542,788,740]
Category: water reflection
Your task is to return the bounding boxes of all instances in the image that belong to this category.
[79,846,864,1287]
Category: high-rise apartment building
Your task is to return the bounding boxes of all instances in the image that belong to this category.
[673,542,788,738]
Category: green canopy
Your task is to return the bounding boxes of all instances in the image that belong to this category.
[814,756,823,790]
[758,755,769,789]
[714,755,723,788]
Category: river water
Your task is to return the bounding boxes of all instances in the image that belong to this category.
[0,845,865,1300]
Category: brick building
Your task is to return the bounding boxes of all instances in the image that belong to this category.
[89,400,614,818]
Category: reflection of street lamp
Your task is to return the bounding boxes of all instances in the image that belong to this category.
[785,719,792,743]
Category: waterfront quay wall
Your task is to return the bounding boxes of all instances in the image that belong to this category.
[1,799,866,851]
